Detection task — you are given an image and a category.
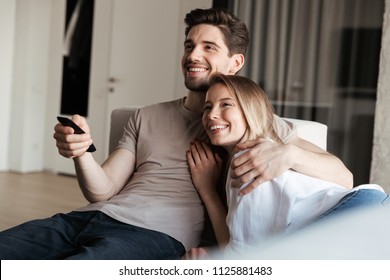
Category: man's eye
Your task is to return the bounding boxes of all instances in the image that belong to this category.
[184,45,193,51]
[204,44,217,51]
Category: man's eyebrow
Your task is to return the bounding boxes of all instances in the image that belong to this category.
[203,40,222,49]
[183,39,222,49]
[184,39,193,45]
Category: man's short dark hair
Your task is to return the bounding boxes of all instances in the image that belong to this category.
[184,7,249,57]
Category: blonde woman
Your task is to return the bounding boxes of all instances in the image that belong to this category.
[187,73,388,257]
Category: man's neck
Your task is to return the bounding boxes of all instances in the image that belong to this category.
[183,91,206,113]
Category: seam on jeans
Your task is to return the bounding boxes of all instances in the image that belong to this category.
[381,194,390,206]
[319,190,359,218]
[74,211,100,244]
[331,190,359,210]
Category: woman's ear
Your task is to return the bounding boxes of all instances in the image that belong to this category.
[228,54,245,74]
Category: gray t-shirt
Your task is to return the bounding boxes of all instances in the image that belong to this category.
[78,98,296,250]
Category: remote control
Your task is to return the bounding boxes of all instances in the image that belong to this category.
[57,116,96,152]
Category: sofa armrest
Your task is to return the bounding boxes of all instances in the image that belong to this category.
[109,108,328,154]
[283,118,327,150]
[109,107,139,154]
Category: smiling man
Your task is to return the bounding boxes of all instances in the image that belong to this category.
[182,24,244,93]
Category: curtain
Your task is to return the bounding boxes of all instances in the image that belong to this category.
[234,0,347,120]
[233,0,384,185]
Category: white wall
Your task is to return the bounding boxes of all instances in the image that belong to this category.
[0,0,16,171]
[43,0,69,174]
[8,0,51,172]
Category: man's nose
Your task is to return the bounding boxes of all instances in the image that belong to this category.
[187,46,203,62]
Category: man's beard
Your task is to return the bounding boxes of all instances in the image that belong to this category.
[184,78,210,92]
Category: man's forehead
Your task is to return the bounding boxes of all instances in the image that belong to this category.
[186,24,226,45]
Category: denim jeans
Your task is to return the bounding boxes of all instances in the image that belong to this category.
[316,188,390,221]
[0,211,185,260]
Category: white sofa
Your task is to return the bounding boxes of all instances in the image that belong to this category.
[109,107,328,153]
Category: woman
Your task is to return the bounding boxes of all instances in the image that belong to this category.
[187,73,388,257]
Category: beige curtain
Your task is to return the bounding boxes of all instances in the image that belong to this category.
[233,0,384,185]
[235,0,347,119]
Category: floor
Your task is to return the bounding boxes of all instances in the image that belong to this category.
[0,172,88,231]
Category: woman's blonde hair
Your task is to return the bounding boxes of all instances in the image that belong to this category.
[209,73,280,143]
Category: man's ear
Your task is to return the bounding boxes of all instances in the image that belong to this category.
[228,54,245,74]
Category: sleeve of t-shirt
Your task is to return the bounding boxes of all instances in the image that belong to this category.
[116,109,141,155]
[273,114,297,144]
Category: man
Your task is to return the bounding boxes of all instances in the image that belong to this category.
[0,7,352,260]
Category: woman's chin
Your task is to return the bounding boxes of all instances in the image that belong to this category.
[211,139,235,151]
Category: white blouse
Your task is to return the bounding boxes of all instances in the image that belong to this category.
[224,150,384,255]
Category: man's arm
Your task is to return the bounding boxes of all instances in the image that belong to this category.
[231,136,353,195]
[288,136,353,187]
[73,149,135,202]
[53,115,135,202]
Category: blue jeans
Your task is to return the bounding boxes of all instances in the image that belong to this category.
[0,211,185,260]
[316,189,390,221]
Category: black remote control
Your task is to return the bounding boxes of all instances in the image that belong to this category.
[57,116,96,152]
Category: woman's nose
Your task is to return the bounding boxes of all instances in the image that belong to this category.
[208,108,219,119]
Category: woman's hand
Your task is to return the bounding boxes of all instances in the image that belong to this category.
[187,141,230,247]
[187,141,223,197]
[181,247,209,260]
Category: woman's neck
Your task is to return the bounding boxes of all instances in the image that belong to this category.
[227,131,250,155]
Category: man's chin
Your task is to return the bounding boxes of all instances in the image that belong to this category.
[184,80,210,92]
